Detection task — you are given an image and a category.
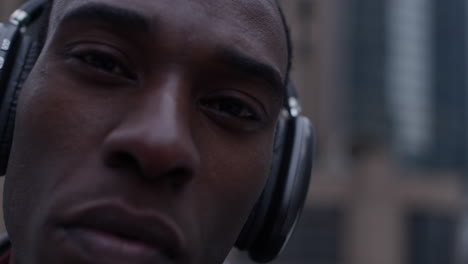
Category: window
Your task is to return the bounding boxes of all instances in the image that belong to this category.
[407,211,456,264]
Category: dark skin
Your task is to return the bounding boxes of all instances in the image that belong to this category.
[3,0,288,263]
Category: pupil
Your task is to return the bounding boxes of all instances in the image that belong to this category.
[220,101,243,116]
[88,55,114,71]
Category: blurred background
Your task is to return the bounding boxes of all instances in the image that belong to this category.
[1,0,467,263]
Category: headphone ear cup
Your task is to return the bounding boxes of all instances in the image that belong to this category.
[235,119,287,251]
[0,37,40,175]
[0,0,49,176]
[240,116,314,263]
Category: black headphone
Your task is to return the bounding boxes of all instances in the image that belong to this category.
[0,0,315,262]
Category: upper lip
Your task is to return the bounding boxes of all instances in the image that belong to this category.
[59,200,186,260]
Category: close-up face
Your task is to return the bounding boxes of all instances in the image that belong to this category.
[3,0,288,263]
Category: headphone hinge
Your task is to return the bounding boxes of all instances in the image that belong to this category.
[287,97,301,118]
[9,10,29,27]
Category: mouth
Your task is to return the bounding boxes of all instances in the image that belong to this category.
[58,201,185,263]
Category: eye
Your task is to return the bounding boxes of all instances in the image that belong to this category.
[66,45,136,80]
[200,97,260,121]
[80,52,125,75]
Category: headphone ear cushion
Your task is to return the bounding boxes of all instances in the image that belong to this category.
[0,37,40,175]
[246,116,314,262]
[235,119,288,251]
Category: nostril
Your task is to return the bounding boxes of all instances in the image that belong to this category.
[104,148,193,189]
[167,167,192,190]
[106,151,139,171]
[101,120,199,189]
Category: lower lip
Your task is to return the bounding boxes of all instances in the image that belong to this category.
[65,227,164,263]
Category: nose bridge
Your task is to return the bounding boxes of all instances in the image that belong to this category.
[134,71,192,144]
[143,86,185,141]
[102,72,199,184]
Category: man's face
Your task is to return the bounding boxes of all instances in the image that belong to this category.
[3,0,287,263]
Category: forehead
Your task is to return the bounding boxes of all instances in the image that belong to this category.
[49,0,288,78]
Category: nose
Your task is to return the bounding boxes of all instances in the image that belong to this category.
[101,81,199,189]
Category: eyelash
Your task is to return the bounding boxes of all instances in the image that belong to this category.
[66,45,266,126]
[68,48,135,80]
[200,97,261,122]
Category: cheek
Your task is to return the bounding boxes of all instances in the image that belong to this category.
[4,71,118,235]
[194,130,274,258]
[9,64,124,170]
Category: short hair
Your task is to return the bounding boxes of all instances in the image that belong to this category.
[35,0,53,50]
[36,0,293,82]
[276,4,293,84]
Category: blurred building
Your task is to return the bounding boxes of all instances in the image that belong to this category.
[236,0,466,264]
[0,0,21,20]
[233,0,466,264]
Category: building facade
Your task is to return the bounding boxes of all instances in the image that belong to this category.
[245,1,466,264]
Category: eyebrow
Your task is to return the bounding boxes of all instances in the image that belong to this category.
[219,48,284,96]
[59,3,151,33]
[58,3,285,96]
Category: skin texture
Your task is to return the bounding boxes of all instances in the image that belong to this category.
[3,0,288,263]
